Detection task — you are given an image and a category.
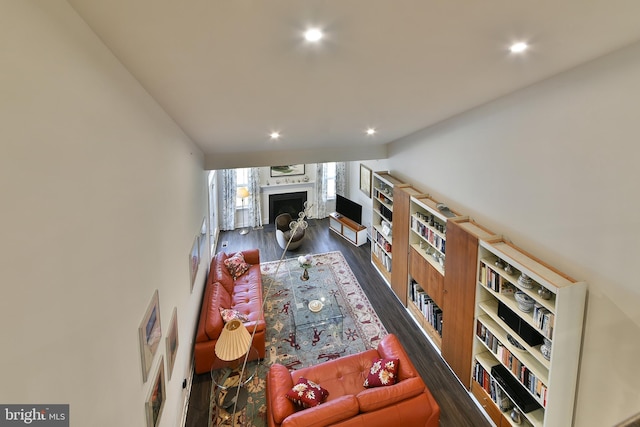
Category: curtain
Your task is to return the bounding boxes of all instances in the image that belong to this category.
[220,169,236,231]
[336,162,347,196]
[247,167,263,229]
[315,163,328,219]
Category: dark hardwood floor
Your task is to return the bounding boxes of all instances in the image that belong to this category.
[185,218,491,427]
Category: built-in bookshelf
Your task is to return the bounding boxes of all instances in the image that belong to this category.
[472,238,587,427]
[370,171,405,286]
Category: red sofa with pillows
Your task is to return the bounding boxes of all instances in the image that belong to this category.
[194,249,266,374]
[266,334,440,427]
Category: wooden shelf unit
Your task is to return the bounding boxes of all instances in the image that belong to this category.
[472,237,587,427]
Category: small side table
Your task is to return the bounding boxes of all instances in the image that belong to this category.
[211,348,259,425]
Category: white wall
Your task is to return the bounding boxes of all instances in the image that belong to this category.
[0,1,207,426]
[387,41,640,426]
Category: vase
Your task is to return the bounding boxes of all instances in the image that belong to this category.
[301,267,309,281]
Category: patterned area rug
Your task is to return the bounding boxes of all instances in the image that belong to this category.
[210,251,387,426]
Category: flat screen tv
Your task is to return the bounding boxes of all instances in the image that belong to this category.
[336,194,363,225]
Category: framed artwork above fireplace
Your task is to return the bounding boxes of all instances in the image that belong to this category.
[270,164,305,177]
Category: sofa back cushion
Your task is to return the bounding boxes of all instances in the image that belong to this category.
[212,252,235,295]
[203,282,231,340]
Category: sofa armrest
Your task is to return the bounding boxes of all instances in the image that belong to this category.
[241,248,260,265]
[281,395,359,427]
[267,364,296,424]
[356,377,426,413]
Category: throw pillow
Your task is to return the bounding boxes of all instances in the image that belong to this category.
[219,308,249,323]
[363,357,400,388]
[285,377,329,408]
[223,252,250,279]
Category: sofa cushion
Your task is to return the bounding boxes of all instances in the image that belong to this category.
[203,282,231,340]
[212,252,235,295]
[357,376,426,413]
[224,252,250,279]
[281,395,359,427]
[364,357,399,388]
[219,307,249,323]
[286,377,329,408]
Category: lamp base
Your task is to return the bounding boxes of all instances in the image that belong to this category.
[221,386,249,410]
[239,228,249,235]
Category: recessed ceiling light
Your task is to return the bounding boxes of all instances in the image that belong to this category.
[509,42,529,54]
[304,28,323,42]
[269,132,281,140]
[366,128,377,136]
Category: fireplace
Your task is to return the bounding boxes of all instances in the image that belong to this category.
[269,192,307,223]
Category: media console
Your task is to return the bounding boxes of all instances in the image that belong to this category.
[329,212,367,247]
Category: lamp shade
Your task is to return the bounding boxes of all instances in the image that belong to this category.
[237,187,250,199]
[214,319,252,361]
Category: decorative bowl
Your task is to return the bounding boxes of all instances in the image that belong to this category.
[517,273,534,289]
[515,291,535,312]
[308,300,323,312]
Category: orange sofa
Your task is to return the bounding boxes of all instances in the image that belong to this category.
[194,249,266,374]
[266,334,440,427]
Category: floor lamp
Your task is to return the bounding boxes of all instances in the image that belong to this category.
[237,187,250,235]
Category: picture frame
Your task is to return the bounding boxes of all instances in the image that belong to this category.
[270,164,305,177]
[359,164,372,198]
[145,357,165,427]
[189,235,200,292]
[139,290,162,383]
[165,308,179,381]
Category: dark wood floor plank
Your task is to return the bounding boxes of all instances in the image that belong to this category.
[185,219,491,427]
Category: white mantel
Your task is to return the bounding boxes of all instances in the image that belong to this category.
[260,182,316,223]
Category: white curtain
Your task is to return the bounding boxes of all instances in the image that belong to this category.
[315,163,328,219]
[336,162,347,196]
[220,169,237,231]
[247,167,263,229]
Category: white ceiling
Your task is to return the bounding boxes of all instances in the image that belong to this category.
[67,0,640,169]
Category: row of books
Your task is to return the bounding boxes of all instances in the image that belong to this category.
[533,304,554,339]
[479,264,515,294]
[476,321,547,407]
[409,280,443,337]
[473,361,513,413]
[372,244,391,272]
[373,228,392,254]
[410,219,446,253]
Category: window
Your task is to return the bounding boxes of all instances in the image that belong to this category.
[326,162,337,200]
[236,168,249,208]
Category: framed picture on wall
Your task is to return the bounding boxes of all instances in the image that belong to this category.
[139,290,162,383]
[189,235,200,292]
[165,308,179,380]
[270,164,305,177]
[145,358,165,427]
[359,164,372,198]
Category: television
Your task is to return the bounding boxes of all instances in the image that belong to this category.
[336,194,363,225]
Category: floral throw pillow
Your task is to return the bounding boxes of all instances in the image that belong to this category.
[285,377,329,408]
[363,357,400,388]
[219,308,249,323]
[223,252,250,279]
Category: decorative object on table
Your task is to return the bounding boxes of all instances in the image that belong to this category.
[494,258,506,269]
[165,307,179,380]
[541,338,552,360]
[189,235,200,292]
[298,253,313,281]
[145,357,165,427]
[504,263,515,275]
[359,164,372,198]
[517,273,534,289]
[270,164,305,177]
[139,290,162,382]
[538,286,552,300]
[515,290,535,312]
[236,187,250,235]
[308,299,324,312]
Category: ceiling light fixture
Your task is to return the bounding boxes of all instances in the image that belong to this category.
[304,28,323,42]
[270,132,281,140]
[366,128,376,136]
[509,42,529,53]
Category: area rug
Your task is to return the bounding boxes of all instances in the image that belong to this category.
[210,250,387,426]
